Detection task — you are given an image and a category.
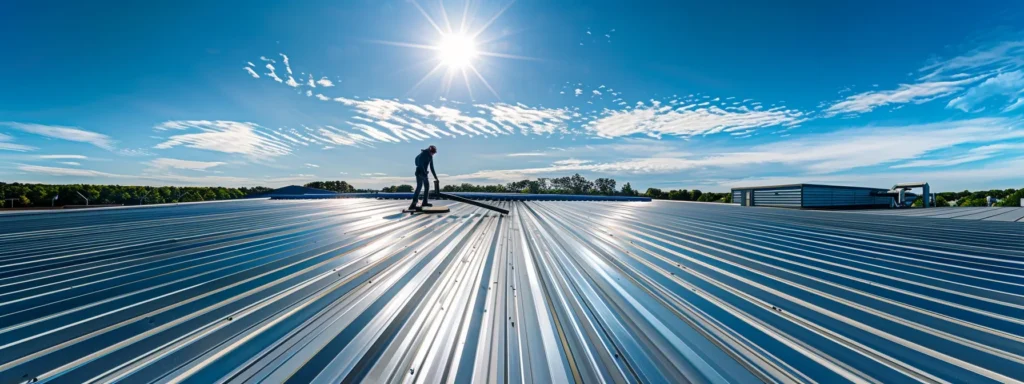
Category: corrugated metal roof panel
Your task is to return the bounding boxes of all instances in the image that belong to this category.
[1,199,1022,383]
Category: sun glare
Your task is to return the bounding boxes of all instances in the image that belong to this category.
[376,1,527,98]
[437,33,477,69]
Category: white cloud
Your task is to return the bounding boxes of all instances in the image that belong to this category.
[891,142,1024,169]
[551,158,591,166]
[305,163,319,168]
[574,88,583,97]
[38,154,87,159]
[316,77,334,87]
[244,67,260,78]
[592,90,602,96]
[506,152,546,157]
[1005,97,1024,112]
[59,161,81,166]
[825,76,982,116]
[361,172,387,176]
[315,94,330,101]
[475,103,570,135]
[0,133,36,152]
[18,164,119,178]
[946,71,1024,112]
[154,120,292,158]
[147,157,226,171]
[919,40,1024,80]
[828,38,1024,117]
[119,148,154,157]
[264,63,283,83]
[2,122,115,150]
[280,53,292,74]
[434,118,1023,186]
[586,103,805,139]
[284,76,300,87]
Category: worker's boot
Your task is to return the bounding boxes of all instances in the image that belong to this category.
[408,203,420,211]
[422,202,432,207]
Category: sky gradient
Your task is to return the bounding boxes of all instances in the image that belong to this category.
[2,1,1023,192]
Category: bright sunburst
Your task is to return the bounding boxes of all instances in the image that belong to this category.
[437,33,478,69]
[374,1,529,99]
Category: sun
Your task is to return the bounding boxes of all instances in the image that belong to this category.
[437,33,478,69]
[373,1,531,98]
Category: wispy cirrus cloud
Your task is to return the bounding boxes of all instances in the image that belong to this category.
[435,117,1023,184]
[17,164,119,178]
[244,54,804,144]
[2,122,115,150]
[826,36,1024,117]
[475,103,570,135]
[38,154,87,159]
[585,102,806,138]
[919,40,1024,80]
[0,133,36,152]
[146,157,226,171]
[824,76,982,116]
[244,67,260,78]
[154,120,292,158]
[946,70,1024,112]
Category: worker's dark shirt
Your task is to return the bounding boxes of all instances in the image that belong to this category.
[415,149,436,178]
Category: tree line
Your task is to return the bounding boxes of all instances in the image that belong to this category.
[378,174,639,196]
[0,182,273,207]
[641,187,732,203]
[929,188,1023,207]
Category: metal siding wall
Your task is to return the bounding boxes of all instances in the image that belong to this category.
[802,186,891,208]
[752,187,802,208]
[732,190,745,205]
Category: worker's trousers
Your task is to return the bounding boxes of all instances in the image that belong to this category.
[411,167,430,206]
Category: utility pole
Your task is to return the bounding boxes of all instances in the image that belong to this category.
[76,191,89,206]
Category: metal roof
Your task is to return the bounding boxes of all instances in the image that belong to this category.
[731,183,888,192]
[851,207,1024,222]
[269,191,652,202]
[1,199,1023,383]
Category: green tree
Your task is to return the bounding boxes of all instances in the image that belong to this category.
[395,184,414,192]
[594,178,616,195]
[667,189,690,201]
[645,188,666,199]
[690,189,703,201]
[620,182,635,196]
[997,189,1024,207]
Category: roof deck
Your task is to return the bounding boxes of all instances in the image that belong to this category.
[1,199,1022,383]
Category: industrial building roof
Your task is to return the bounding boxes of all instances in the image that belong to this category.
[851,206,1024,222]
[1,199,1022,383]
[730,183,888,191]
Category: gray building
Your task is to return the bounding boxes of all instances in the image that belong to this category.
[732,183,893,209]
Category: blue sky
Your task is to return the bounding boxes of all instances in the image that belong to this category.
[2,1,1023,192]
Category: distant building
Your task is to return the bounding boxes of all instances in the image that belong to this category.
[731,184,892,209]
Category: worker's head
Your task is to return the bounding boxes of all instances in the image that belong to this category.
[428,145,437,154]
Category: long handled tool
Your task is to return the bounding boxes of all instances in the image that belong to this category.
[434,180,509,215]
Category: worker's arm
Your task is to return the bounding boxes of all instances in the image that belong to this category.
[429,159,438,180]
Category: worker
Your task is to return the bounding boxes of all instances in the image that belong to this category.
[409,145,438,210]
